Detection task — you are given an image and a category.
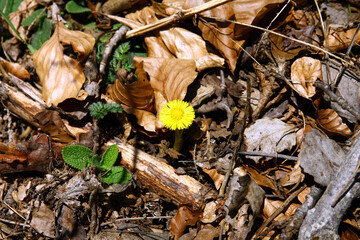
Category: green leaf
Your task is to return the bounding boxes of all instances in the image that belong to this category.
[92,154,101,167]
[101,166,132,184]
[0,0,22,17]
[100,145,118,170]
[112,23,123,29]
[30,18,52,50]
[62,145,93,170]
[83,22,96,28]
[65,0,91,14]
[88,102,122,119]
[22,8,46,27]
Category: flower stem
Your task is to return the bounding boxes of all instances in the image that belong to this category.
[174,130,183,152]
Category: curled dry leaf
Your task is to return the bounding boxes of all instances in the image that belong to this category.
[316,108,352,137]
[201,201,218,223]
[106,64,154,111]
[297,186,311,204]
[8,0,38,41]
[263,198,300,222]
[33,22,95,106]
[202,168,224,190]
[0,60,30,80]
[327,28,360,52]
[170,206,201,240]
[290,57,322,99]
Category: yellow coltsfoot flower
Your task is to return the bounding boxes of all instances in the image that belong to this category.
[160,100,195,131]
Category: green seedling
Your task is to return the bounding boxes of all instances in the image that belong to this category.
[88,102,123,120]
[62,144,132,184]
[65,0,91,14]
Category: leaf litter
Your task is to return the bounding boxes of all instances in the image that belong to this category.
[1,0,360,239]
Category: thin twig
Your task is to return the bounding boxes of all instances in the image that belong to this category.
[0,217,30,228]
[101,216,174,227]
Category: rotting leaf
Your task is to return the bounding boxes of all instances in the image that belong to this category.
[299,129,345,186]
[244,118,297,163]
[33,21,95,106]
[290,57,322,99]
[317,108,352,138]
[263,198,300,222]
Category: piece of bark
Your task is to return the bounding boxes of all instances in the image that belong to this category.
[106,138,215,210]
[298,132,360,240]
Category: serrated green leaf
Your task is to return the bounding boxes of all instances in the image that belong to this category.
[101,167,132,184]
[107,103,122,113]
[100,145,118,170]
[92,154,101,167]
[22,8,46,26]
[30,18,52,50]
[65,0,91,14]
[62,145,93,170]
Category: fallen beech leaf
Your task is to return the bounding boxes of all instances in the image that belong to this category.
[244,118,297,163]
[297,187,311,204]
[182,0,288,73]
[278,164,304,187]
[0,60,30,80]
[317,109,352,137]
[33,22,95,106]
[159,27,224,71]
[122,106,158,132]
[202,168,224,190]
[34,110,75,143]
[8,0,38,41]
[299,129,345,186]
[170,206,201,240]
[291,57,322,99]
[263,198,300,222]
[243,165,277,191]
[30,201,55,238]
[327,28,360,52]
[106,63,155,111]
[194,224,220,240]
[201,201,218,223]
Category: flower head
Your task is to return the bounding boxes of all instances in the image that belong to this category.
[160,100,195,130]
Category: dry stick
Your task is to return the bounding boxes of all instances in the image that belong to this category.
[101,216,174,227]
[120,0,231,39]
[314,0,332,88]
[332,157,360,207]
[252,185,307,240]
[0,218,30,228]
[99,25,130,76]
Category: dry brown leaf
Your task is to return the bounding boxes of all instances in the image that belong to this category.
[34,110,75,143]
[170,206,201,240]
[106,63,154,111]
[122,106,158,132]
[317,108,353,137]
[159,27,224,71]
[194,224,220,240]
[0,60,30,80]
[278,164,304,187]
[290,57,322,99]
[202,168,224,190]
[30,201,55,238]
[327,28,360,52]
[297,186,310,204]
[270,33,303,61]
[182,0,288,73]
[33,22,95,106]
[243,165,277,191]
[8,0,38,41]
[201,201,218,223]
[263,198,300,222]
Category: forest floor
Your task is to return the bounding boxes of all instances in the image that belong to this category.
[1,0,360,239]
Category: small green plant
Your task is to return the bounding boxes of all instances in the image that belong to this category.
[62,144,132,184]
[88,102,123,120]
